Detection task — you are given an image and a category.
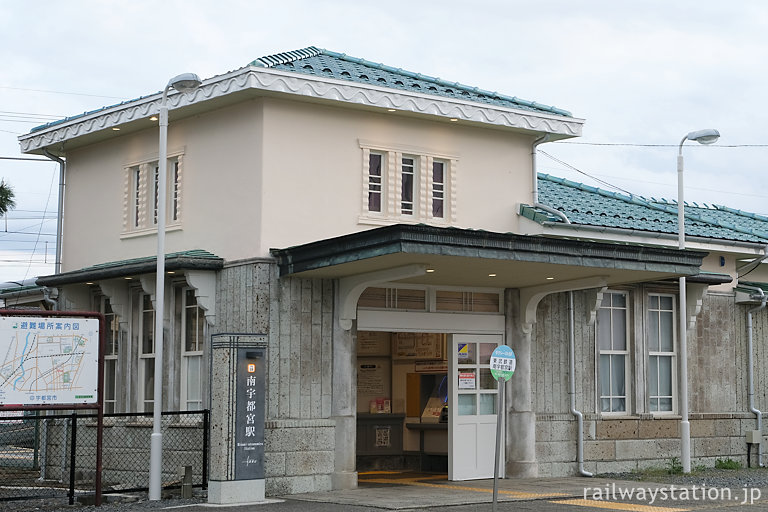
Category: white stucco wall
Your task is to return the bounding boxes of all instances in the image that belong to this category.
[59,95,536,270]
[258,98,534,253]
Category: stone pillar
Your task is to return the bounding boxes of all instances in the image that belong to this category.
[331,280,358,490]
[505,288,537,478]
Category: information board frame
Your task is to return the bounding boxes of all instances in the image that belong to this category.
[0,309,105,505]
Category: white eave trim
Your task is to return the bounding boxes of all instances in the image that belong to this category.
[518,215,766,255]
[19,66,584,154]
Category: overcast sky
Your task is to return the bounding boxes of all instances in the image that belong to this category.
[1,0,767,283]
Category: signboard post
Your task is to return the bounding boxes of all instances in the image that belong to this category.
[489,345,516,512]
[234,348,265,481]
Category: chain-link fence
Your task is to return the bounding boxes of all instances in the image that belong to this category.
[0,410,209,504]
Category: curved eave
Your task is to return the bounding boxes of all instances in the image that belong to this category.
[270,224,704,289]
[36,253,224,287]
[19,66,583,156]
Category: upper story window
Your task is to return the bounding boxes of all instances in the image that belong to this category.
[368,152,383,212]
[123,155,184,235]
[432,160,445,218]
[360,141,456,225]
[400,156,416,215]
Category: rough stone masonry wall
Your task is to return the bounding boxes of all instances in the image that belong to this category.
[215,261,335,495]
[533,290,768,477]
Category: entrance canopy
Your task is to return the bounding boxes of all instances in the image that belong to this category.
[270,224,706,289]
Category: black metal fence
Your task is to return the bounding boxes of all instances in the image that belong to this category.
[0,410,209,503]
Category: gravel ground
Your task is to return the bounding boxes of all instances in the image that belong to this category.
[600,466,768,490]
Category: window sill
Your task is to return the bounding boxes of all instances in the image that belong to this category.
[358,215,450,227]
[597,413,681,420]
[120,224,182,239]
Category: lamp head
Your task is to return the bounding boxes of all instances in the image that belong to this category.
[167,73,202,93]
[685,128,720,145]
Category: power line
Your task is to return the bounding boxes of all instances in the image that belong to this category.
[0,85,127,100]
[553,141,768,148]
[538,150,635,196]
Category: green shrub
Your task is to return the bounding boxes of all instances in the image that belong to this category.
[665,457,683,474]
[715,458,741,470]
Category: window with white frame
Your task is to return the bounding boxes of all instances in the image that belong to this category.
[180,288,205,411]
[597,291,629,414]
[400,156,416,215]
[647,293,676,413]
[124,156,183,233]
[432,160,445,218]
[360,142,456,224]
[368,152,383,213]
[100,296,121,414]
[138,293,155,413]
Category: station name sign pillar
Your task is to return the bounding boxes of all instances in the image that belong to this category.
[208,334,267,504]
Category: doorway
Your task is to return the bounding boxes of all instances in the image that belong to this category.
[449,334,503,480]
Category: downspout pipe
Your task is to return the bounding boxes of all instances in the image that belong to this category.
[532,135,571,224]
[569,291,593,476]
[42,149,65,276]
[742,284,766,467]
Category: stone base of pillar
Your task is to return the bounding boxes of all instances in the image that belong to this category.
[332,470,358,490]
[506,461,538,478]
[208,479,265,504]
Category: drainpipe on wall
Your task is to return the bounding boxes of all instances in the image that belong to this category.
[742,284,766,467]
[568,291,593,476]
[532,135,571,224]
[737,245,768,275]
[42,149,65,276]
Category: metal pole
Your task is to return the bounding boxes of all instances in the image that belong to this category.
[202,409,209,490]
[677,143,691,473]
[68,412,77,505]
[492,379,504,511]
[149,88,170,500]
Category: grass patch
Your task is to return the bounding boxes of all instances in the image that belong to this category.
[715,458,741,470]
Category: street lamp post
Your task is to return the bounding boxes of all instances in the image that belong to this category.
[149,73,201,500]
[677,128,719,474]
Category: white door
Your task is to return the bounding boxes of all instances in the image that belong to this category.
[448,334,503,480]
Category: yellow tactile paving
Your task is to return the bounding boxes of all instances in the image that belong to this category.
[360,473,567,499]
[556,498,690,512]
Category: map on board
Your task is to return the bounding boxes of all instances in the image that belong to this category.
[0,316,100,405]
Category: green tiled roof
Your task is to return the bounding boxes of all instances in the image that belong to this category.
[251,47,572,117]
[31,46,572,134]
[36,250,223,287]
[521,174,768,244]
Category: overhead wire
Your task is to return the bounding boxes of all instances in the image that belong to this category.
[20,166,57,281]
[538,150,636,196]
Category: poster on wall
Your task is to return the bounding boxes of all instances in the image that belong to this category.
[392,333,445,360]
[357,331,391,356]
[357,358,391,413]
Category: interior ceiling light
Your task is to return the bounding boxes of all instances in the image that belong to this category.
[546,277,555,280]
[449,118,458,122]
[112,127,120,131]
[150,116,158,121]
[426,268,435,273]
[387,108,396,112]
[488,273,497,277]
